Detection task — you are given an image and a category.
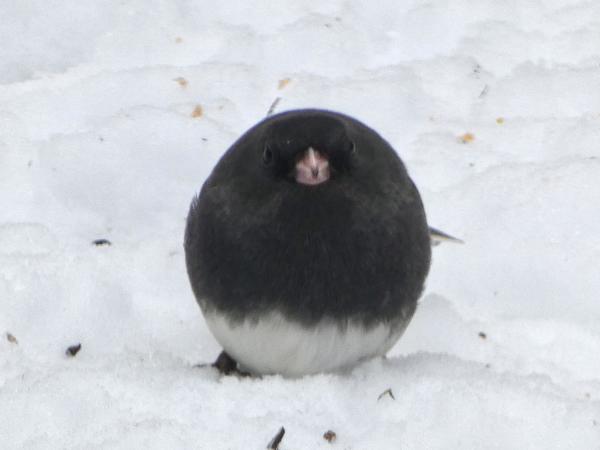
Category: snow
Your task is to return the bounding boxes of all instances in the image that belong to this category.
[1,1,599,448]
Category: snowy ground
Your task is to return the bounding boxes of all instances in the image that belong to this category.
[1,1,599,449]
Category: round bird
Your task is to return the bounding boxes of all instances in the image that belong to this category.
[185,109,432,377]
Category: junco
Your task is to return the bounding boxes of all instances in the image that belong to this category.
[185,109,448,377]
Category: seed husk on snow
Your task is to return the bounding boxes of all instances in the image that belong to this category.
[66,343,82,357]
[323,430,337,443]
[92,239,112,246]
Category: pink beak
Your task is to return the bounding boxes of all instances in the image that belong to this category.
[295,147,330,185]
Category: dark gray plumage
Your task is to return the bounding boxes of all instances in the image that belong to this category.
[185,109,432,376]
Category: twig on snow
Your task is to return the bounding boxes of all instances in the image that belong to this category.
[267,97,282,117]
[377,388,395,401]
[267,427,285,449]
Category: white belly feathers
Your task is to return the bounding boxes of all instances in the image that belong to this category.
[203,309,410,377]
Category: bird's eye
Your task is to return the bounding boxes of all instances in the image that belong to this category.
[349,141,357,155]
[263,145,273,166]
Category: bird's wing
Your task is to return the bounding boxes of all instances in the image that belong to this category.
[429,227,464,246]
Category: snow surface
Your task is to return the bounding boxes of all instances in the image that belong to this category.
[1,1,599,449]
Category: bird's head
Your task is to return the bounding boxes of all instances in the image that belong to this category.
[204,109,412,217]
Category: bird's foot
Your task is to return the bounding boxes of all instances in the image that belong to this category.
[212,351,252,377]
